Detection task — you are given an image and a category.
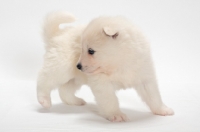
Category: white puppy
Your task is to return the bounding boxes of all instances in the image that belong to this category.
[37,11,174,122]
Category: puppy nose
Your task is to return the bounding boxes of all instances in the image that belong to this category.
[77,63,82,70]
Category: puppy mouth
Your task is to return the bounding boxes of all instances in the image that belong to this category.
[84,67,101,74]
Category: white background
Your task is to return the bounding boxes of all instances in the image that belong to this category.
[0,0,200,132]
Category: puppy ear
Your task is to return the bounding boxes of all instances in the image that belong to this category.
[103,27,119,39]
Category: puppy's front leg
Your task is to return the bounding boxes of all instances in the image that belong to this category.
[135,79,174,116]
[90,81,128,122]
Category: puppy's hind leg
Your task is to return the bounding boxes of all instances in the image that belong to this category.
[58,79,86,106]
[37,71,54,108]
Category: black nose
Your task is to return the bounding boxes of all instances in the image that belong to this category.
[77,63,82,70]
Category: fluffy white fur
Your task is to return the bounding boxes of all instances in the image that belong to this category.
[37,11,174,122]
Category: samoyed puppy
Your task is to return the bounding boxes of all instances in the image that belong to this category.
[37,11,174,122]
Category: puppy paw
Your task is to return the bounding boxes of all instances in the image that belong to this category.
[106,112,129,122]
[38,96,52,108]
[63,97,86,106]
[153,105,174,116]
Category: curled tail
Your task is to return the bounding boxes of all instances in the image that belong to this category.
[43,11,76,42]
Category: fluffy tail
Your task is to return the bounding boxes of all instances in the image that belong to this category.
[43,11,76,42]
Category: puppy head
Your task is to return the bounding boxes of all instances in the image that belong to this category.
[77,17,127,75]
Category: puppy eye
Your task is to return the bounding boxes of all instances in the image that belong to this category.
[88,48,95,55]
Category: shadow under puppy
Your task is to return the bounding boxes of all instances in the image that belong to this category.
[37,11,174,122]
